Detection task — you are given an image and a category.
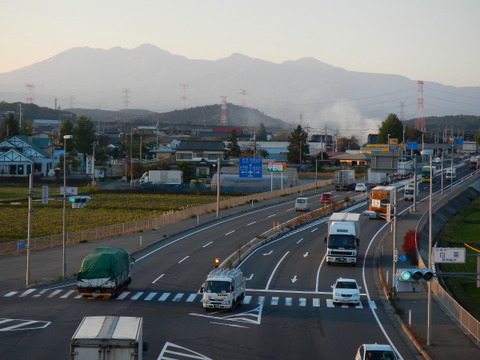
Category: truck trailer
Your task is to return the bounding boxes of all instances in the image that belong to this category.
[76,247,132,298]
[325,212,361,265]
[139,170,183,184]
[363,186,396,219]
[334,169,355,191]
[201,268,246,311]
[70,316,146,360]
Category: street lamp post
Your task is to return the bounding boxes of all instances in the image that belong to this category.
[421,149,434,346]
[62,134,73,278]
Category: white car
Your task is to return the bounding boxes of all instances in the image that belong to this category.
[355,183,367,192]
[332,278,361,305]
[355,343,399,360]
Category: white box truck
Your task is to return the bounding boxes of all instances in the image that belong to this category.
[334,169,356,191]
[201,268,245,311]
[140,170,183,184]
[325,213,361,265]
[70,316,147,360]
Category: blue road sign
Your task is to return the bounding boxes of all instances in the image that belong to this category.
[239,158,262,178]
[407,142,419,151]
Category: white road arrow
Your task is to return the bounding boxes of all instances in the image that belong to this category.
[263,250,273,256]
[303,252,309,258]
[247,274,254,281]
[291,275,298,283]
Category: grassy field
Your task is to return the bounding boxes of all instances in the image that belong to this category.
[436,198,480,319]
[0,185,227,242]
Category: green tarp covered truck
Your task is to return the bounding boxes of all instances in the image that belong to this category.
[76,247,132,298]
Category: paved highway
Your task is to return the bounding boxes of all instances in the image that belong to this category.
[0,160,472,359]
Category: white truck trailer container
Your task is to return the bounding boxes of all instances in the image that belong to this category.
[140,170,183,184]
[70,316,146,360]
[325,212,361,265]
[334,169,355,191]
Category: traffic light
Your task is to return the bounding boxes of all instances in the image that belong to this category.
[68,196,91,208]
[214,258,220,268]
[397,268,434,282]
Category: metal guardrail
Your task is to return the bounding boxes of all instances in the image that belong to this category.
[415,171,480,344]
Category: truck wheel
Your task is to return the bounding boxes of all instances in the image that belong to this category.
[326,262,331,266]
[229,300,236,312]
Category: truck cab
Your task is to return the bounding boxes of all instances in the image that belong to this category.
[201,268,245,311]
[325,213,361,265]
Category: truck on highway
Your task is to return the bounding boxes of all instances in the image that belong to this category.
[334,169,355,191]
[76,247,132,298]
[367,169,389,187]
[403,181,417,201]
[139,170,183,184]
[363,185,396,219]
[200,268,245,311]
[70,316,147,360]
[324,212,361,265]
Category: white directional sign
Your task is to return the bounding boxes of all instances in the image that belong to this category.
[433,247,466,263]
[60,186,78,196]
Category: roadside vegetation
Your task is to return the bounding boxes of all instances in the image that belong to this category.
[0,185,229,242]
[436,198,480,320]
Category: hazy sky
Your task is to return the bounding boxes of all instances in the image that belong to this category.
[2,0,479,87]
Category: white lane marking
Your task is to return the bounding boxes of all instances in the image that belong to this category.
[299,298,306,307]
[152,274,164,284]
[265,251,290,290]
[158,293,170,301]
[178,256,189,264]
[243,295,252,304]
[312,298,320,307]
[20,289,36,297]
[131,292,144,301]
[369,301,377,309]
[186,293,198,302]
[267,213,276,218]
[144,292,157,301]
[263,250,273,256]
[225,230,235,236]
[172,293,184,302]
[311,227,318,232]
[210,321,248,328]
[202,241,213,248]
[285,297,292,306]
[303,252,309,258]
[246,274,254,281]
[48,290,62,298]
[296,238,304,244]
[247,221,256,226]
[117,291,130,300]
[60,290,76,298]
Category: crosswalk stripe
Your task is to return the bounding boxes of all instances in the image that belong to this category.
[257,296,265,305]
[368,300,376,309]
[144,292,157,301]
[131,292,144,300]
[299,298,306,307]
[312,298,320,307]
[60,290,76,299]
[20,289,36,297]
[158,293,170,301]
[33,289,48,298]
[4,291,17,297]
[186,293,198,302]
[48,290,62,298]
[117,291,130,300]
[285,297,292,306]
[243,295,252,305]
[271,297,279,305]
[172,293,184,302]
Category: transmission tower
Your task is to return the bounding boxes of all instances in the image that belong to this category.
[239,89,247,107]
[220,96,228,126]
[25,83,35,104]
[415,81,426,132]
[122,88,131,109]
[180,83,189,109]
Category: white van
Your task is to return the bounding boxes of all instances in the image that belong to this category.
[295,197,310,211]
[445,168,457,181]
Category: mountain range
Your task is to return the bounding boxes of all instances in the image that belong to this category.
[1,44,479,134]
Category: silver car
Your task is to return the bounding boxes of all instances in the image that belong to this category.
[355,343,399,360]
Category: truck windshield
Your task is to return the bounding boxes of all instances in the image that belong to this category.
[204,280,231,293]
[328,235,356,249]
